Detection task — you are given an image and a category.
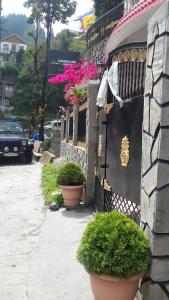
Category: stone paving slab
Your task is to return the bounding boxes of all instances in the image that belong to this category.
[0,160,140,300]
[27,208,94,300]
[0,161,44,300]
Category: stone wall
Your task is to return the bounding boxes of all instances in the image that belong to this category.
[141,2,169,299]
[60,141,87,174]
[49,129,61,158]
[86,38,109,64]
[124,0,140,12]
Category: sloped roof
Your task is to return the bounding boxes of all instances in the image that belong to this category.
[2,34,26,45]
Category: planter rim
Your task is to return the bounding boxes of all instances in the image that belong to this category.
[90,272,144,283]
[60,185,85,190]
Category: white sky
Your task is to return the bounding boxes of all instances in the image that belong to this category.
[2,0,94,34]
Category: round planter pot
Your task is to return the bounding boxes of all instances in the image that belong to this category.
[72,96,81,105]
[90,273,143,300]
[60,185,84,207]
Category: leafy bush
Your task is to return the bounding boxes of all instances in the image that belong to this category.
[77,211,151,279]
[43,138,51,151]
[56,162,85,186]
[50,190,64,207]
[42,163,60,205]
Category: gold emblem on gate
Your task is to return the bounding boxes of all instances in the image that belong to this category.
[98,134,103,157]
[101,178,112,192]
[120,136,130,167]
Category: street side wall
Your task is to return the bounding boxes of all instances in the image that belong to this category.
[141,2,169,299]
[60,141,87,175]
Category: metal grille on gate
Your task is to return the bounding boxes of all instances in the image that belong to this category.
[104,189,141,224]
[95,45,146,224]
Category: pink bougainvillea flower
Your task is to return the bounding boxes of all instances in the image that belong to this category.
[48,58,98,105]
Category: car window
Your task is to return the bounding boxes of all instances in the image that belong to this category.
[0,121,23,133]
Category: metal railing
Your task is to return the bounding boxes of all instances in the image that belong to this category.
[77,108,87,144]
[69,116,73,141]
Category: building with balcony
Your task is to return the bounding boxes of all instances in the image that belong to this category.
[0,34,27,65]
[0,34,27,112]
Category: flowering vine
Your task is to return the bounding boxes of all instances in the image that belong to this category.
[48,58,98,105]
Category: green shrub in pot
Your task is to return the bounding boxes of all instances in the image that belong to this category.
[77,211,151,300]
[56,162,85,186]
[77,211,151,279]
[56,162,85,207]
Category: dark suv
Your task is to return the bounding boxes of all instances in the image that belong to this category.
[0,120,33,163]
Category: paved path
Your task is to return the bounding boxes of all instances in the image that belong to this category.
[0,161,93,300]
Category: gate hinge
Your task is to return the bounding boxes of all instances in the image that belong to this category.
[102,120,109,125]
[100,164,109,168]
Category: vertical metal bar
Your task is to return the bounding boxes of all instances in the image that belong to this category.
[132,62,136,97]
[129,62,132,98]
[122,62,126,99]
[124,62,128,99]
[134,62,138,97]
[119,63,122,100]
[103,112,108,211]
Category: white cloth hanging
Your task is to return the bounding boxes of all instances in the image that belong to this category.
[108,62,123,107]
[96,70,108,107]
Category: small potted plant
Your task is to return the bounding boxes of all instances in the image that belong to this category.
[77,211,151,300]
[56,162,85,207]
[71,85,87,105]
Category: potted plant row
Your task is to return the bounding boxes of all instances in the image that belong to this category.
[56,162,85,207]
[77,211,151,300]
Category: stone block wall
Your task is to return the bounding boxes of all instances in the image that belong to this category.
[60,141,87,174]
[141,2,169,299]
[124,0,140,13]
[49,129,61,158]
[60,81,98,207]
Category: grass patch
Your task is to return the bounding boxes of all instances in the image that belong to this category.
[42,163,64,206]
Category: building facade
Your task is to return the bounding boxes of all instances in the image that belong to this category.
[0,34,27,112]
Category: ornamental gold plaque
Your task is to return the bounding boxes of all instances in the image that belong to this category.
[98,134,103,157]
[101,178,112,192]
[120,136,130,167]
[104,103,113,114]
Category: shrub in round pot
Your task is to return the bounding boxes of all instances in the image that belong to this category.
[56,162,85,207]
[77,211,151,300]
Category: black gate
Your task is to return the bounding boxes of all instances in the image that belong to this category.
[95,44,146,223]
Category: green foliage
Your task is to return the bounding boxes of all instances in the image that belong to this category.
[94,0,123,18]
[0,63,18,78]
[57,163,85,186]
[42,163,62,205]
[68,38,86,54]
[77,211,151,279]
[24,0,76,24]
[50,191,64,207]
[51,29,86,54]
[43,138,51,151]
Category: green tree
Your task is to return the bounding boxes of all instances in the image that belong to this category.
[26,4,44,128]
[51,29,75,50]
[0,63,18,78]
[94,0,123,18]
[68,38,86,54]
[24,0,76,141]
[51,29,86,54]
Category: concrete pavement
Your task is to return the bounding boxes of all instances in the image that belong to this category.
[0,161,93,300]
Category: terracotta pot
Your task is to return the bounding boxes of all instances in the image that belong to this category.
[90,273,143,300]
[60,185,84,207]
[72,96,81,105]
